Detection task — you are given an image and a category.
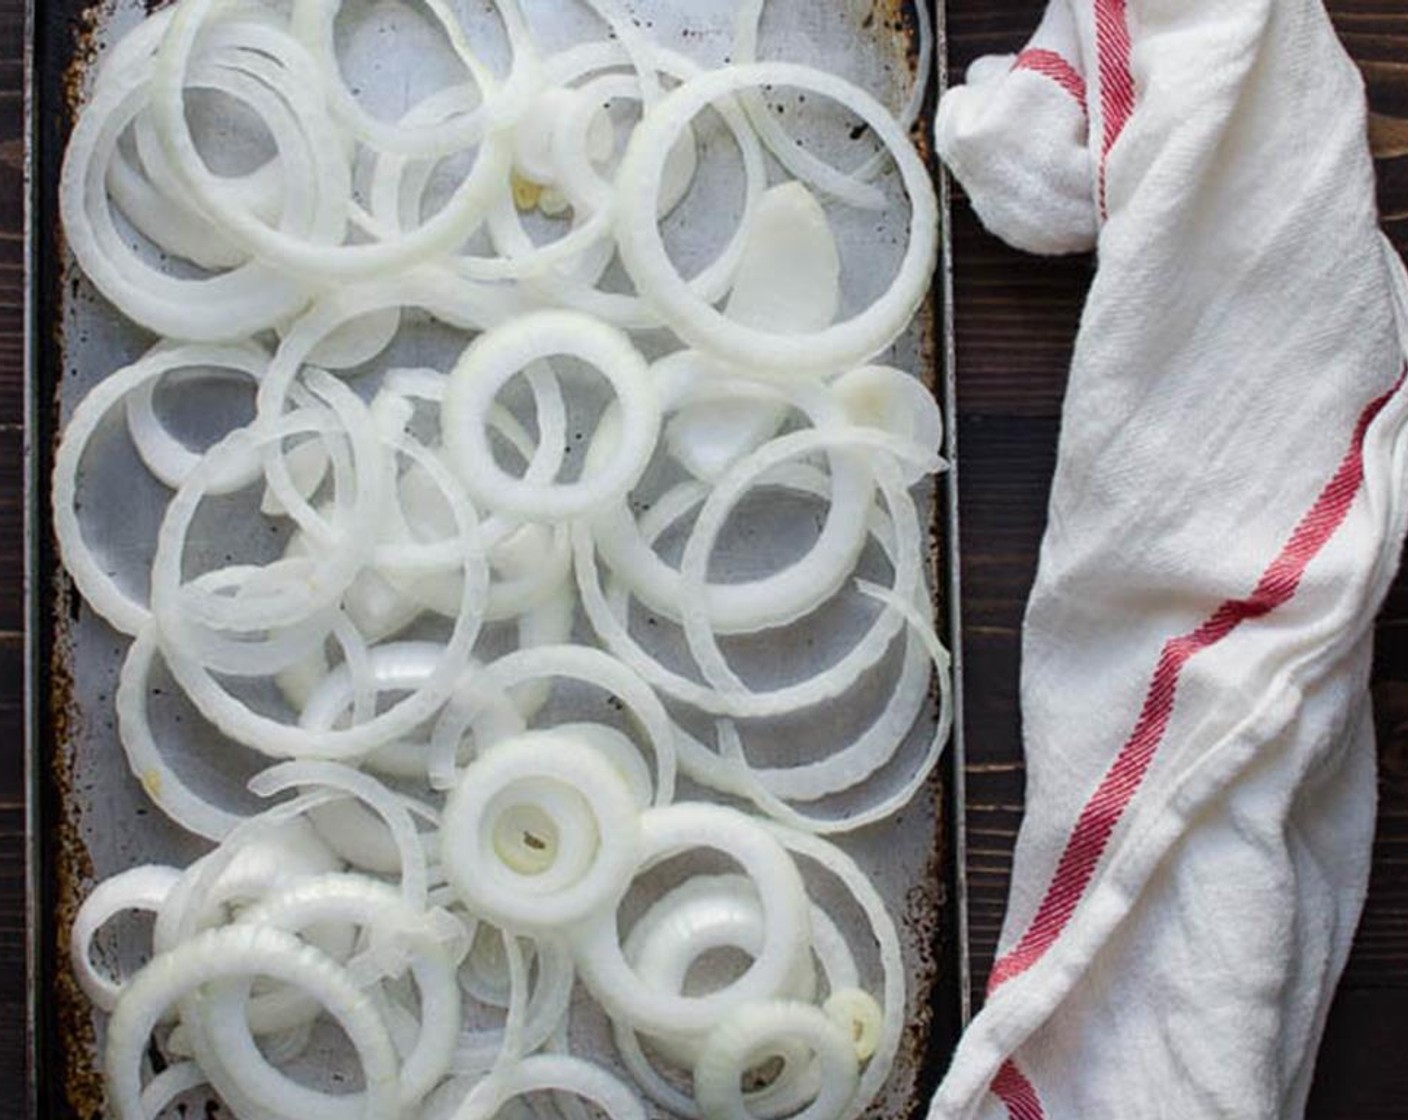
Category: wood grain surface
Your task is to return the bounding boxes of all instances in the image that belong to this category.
[0,0,28,1110]
[947,1,1408,1115]
[4,0,1408,1116]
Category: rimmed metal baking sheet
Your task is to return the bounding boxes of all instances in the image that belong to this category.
[25,1,965,1116]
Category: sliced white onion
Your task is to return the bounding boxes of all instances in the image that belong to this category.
[769,827,905,1120]
[831,365,944,484]
[138,1060,209,1119]
[123,344,270,492]
[53,342,274,636]
[693,1001,859,1120]
[608,461,934,808]
[577,430,938,720]
[286,0,526,158]
[59,34,313,340]
[233,873,461,1105]
[250,760,433,909]
[587,358,873,635]
[713,579,952,834]
[492,44,768,331]
[71,864,182,1014]
[155,805,344,955]
[443,310,661,521]
[823,989,883,1063]
[452,1053,646,1120]
[151,415,490,763]
[573,804,810,1038]
[441,731,643,932]
[732,0,934,202]
[452,930,576,1075]
[429,644,678,805]
[727,182,841,334]
[63,9,943,1120]
[153,0,520,280]
[106,925,400,1120]
[615,63,939,378]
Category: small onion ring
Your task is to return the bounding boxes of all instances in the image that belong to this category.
[692,1001,859,1120]
[153,0,519,281]
[586,355,873,636]
[58,33,313,340]
[150,410,490,763]
[443,310,661,521]
[441,731,643,932]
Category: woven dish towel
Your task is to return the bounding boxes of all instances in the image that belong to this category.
[933,0,1408,1117]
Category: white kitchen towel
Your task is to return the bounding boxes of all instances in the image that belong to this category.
[934,1,1408,1117]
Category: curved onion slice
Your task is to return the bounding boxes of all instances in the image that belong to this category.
[587,358,874,635]
[771,827,906,1120]
[71,864,182,1014]
[106,925,400,1120]
[453,1053,647,1120]
[615,63,939,378]
[54,342,273,636]
[59,32,314,340]
[732,0,934,204]
[233,873,461,1105]
[573,804,810,1038]
[443,310,661,521]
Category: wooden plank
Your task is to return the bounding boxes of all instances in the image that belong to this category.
[1307,988,1408,1118]
[0,425,22,636]
[0,0,21,430]
[0,0,26,1111]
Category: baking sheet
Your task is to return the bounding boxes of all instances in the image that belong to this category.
[26,1,963,1116]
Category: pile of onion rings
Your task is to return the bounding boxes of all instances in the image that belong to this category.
[57,1,946,1117]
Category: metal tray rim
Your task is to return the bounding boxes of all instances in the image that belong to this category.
[20,2,967,1112]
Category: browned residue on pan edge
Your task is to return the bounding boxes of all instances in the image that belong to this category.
[51,4,112,1115]
[48,582,103,1120]
[851,2,951,1117]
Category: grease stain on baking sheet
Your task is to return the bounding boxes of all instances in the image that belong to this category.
[60,3,106,123]
[48,576,103,1120]
[898,790,950,1120]
[53,8,107,1106]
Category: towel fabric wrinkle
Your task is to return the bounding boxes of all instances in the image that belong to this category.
[933,0,1408,1116]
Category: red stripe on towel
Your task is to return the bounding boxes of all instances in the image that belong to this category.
[1094,0,1135,213]
[1014,49,1088,112]
[992,1060,1047,1120]
[987,368,1406,996]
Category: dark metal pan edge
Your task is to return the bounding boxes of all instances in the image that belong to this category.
[23,3,964,1116]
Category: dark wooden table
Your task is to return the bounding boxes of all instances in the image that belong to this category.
[0,0,29,1109]
[3,1,1408,1116]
